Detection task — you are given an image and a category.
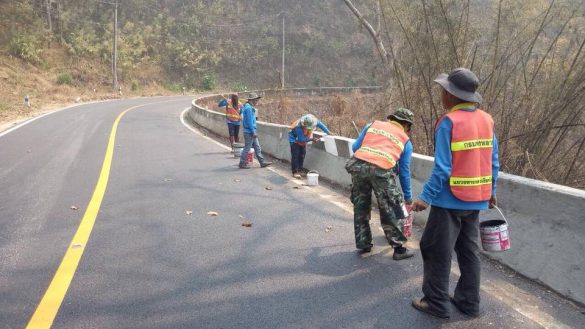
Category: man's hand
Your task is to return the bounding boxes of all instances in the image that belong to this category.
[404,199,413,206]
[411,199,429,212]
[489,195,497,209]
[312,137,321,142]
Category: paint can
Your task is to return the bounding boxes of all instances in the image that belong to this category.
[307,170,319,186]
[233,143,244,158]
[479,206,510,252]
[402,204,413,238]
[246,149,254,165]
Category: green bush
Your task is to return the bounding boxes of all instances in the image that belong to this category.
[131,80,139,91]
[8,33,42,63]
[162,80,182,92]
[57,73,73,85]
[231,82,249,92]
[201,74,216,90]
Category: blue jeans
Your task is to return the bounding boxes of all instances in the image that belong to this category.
[227,123,240,139]
[239,133,265,165]
[290,143,306,173]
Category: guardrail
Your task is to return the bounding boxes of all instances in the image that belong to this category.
[188,90,585,305]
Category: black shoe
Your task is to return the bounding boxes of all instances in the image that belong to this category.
[393,246,415,260]
[449,295,480,317]
[357,244,373,253]
[260,161,272,168]
[412,298,450,319]
[239,164,251,169]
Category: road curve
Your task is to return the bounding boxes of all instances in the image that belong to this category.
[0,96,584,329]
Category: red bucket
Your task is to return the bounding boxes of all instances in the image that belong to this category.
[402,204,413,238]
[246,149,254,165]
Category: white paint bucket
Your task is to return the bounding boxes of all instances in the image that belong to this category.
[233,143,244,158]
[246,149,254,165]
[480,207,510,252]
[402,204,413,238]
[307,170,319,186]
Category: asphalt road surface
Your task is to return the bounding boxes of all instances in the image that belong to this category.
[1,96,584,329]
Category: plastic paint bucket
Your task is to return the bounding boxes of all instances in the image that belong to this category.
[246,149,254,164]
[233,143,244,158]
[306,170,319,186]
[402,204,413,238]
[479,207,510,252]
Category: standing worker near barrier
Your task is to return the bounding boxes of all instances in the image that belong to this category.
[411,68,500,319]
[288,114,331,179]
[239,93,272,169]
[345,108,415,260]
[218,94,242,147]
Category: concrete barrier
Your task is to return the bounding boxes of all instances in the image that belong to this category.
[189,92,585,305]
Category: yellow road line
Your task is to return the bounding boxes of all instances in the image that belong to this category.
[26,100,176,329]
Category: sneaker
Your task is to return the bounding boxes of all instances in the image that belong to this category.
[239,164,251,169]
[392,246,415,260]
[412,298,450,319]
[449,295,480,317]
[260,161,272,168]
[293,173,302,179]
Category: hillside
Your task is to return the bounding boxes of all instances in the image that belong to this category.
[2,0,584,188]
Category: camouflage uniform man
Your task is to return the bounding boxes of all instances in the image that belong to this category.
[345,108,415,260]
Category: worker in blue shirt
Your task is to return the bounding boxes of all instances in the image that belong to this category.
[238,93,272,169]
[411,68,499,319]
[288,114,331,178]
[346,108,415,260]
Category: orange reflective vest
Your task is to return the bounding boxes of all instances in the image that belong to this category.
[289,119,312,146]
[226,103,241,122]
[354,120,409,170]
[443,104,494,202]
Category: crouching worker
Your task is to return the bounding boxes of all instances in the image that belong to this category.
[288,114,331,178]
[345,108,415,260]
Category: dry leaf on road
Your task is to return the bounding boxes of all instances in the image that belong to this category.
[186,210,193,215]
[70,206,78,210]
[233,178,241,183]
[207,211,219,216]
[265,186,273,190]
[241,222,252,227]
[325,225,333,232]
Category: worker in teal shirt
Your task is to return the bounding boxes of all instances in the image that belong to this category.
[288,114,331,178]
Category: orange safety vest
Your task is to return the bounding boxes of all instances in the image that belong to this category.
[354,120,409,170]
[443,104,494,202]
[289,120,313,146]
[226,102,241,121]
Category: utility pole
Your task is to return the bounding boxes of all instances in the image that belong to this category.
[281,12,285,89]
[112,0,118,89]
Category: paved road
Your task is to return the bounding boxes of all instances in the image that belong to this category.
[1,96,584,329]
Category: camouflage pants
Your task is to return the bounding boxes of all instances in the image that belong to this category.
[346,158,407,250]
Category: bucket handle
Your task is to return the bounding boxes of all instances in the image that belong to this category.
[493,205,509,226]
[308,170,319,175]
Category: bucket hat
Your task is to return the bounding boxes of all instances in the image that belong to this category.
[388,108,415,124]
[246,92,261,100]
[434,68,482,104]
[300,114,317,129]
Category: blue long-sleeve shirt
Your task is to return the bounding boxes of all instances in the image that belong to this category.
[241,102,257,134]
[352,122,414,202]
[419,108,500,210]
[288,121,331,143]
